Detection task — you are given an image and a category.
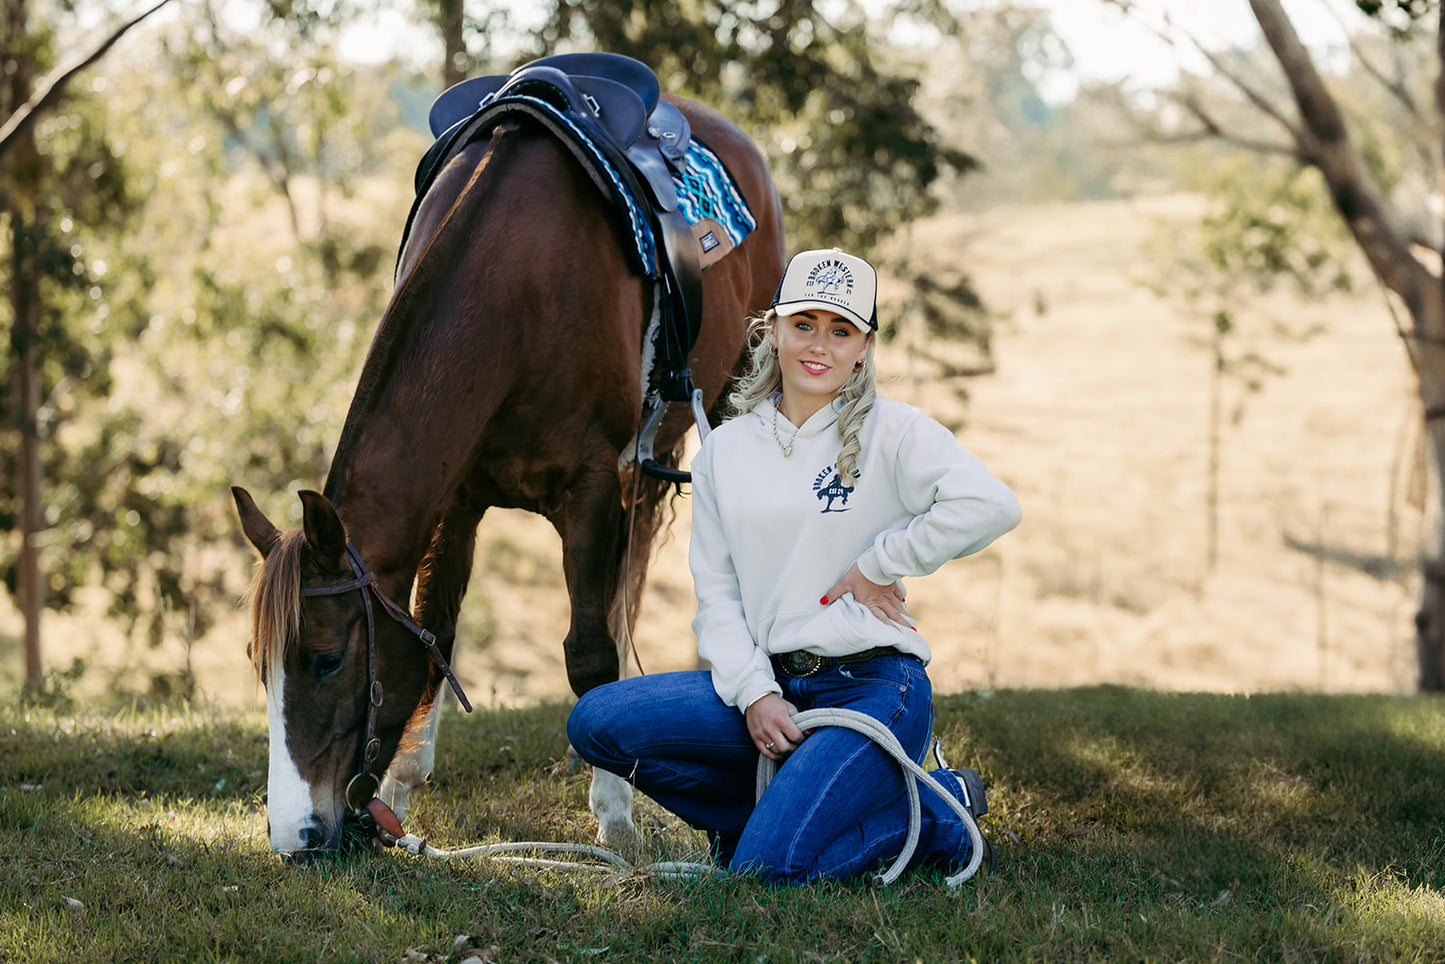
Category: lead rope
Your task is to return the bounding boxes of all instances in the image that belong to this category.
[376,707,984,888]
[757,708,986,889]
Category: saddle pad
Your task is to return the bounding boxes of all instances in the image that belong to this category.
[457,95,755,277]
[411,93,757,288]
[674,139,757,269]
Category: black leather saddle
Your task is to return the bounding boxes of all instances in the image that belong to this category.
[425,52,690,215]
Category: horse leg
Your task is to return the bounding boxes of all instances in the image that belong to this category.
[555,467,625,695]
[379,698,443,824]
[553,464,638,844]
[381,501,483,825]
[579,467,688,844]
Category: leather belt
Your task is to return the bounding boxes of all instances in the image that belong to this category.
[773,647,905,678]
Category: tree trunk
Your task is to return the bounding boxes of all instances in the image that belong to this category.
[1207,324,1222,571]
[0,0,174,160]
[14,270,41,687]
[1429,0,1445,692]
[4,0,43,685]
[1248,0,1445,690]
[437,0,467,89]
[1420,475,1445,691]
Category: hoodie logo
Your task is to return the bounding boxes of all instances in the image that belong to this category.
[813,465,855,513]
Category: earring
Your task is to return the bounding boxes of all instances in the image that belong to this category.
[770,346,779,359]
[854,360,863,371]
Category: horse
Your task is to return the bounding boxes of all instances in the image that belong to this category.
[231,77,785,855]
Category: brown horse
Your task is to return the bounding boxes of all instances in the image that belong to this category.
[232,92,784,855]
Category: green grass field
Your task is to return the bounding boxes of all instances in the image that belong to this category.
[3,686,1443,962]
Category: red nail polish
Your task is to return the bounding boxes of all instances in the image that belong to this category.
[820,595,829,605]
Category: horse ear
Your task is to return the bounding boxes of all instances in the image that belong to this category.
[298,489,347,570]
[232,486,281,559]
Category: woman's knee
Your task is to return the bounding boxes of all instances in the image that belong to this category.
[729,831,817,885]
[566,686,615,764]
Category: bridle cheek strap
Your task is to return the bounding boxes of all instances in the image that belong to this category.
[303,542,474,813]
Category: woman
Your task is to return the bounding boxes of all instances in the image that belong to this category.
[568,248,1020,883]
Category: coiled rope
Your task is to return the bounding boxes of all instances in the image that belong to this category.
[382,707,984,888]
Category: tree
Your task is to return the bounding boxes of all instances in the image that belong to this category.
[497,0,978,255]
[1146,156,1347,572]
[0,0,173,159]
[2,0,166,687]
[1110,0,1445,689]
[1,0,412,694]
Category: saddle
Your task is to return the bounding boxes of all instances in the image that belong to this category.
[412,54,713,482]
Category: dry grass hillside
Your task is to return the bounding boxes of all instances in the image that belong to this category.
[1,195,1425,705]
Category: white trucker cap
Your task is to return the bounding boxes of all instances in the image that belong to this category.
[770,248,878,333]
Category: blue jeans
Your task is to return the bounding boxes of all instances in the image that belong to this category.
[567,654,975,884]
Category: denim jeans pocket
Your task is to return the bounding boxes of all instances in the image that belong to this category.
[836,654,923,692]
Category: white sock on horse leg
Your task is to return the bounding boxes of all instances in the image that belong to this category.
[589,767,637,845]
[379,700,444,824]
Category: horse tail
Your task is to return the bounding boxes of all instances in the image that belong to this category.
[609,458,687,677]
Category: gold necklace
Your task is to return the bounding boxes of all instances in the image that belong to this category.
[772,403,801,457]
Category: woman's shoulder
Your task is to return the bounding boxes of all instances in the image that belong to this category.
[698,405,768,456]
[867,394,934,433]
[863,395,964,460]
[714,403,770,436]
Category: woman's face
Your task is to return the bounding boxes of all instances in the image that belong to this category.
[770,309,872,416]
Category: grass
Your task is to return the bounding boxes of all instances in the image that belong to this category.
[2,687,1443,962]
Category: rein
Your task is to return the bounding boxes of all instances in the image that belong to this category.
[303,543,473,813]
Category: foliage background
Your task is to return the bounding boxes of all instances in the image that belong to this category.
[0,0,1433,701]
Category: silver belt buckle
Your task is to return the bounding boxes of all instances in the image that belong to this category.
[778,651,824,677]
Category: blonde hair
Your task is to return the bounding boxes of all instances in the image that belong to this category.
[728,309,877,487]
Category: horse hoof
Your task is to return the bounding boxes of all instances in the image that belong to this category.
[596,812,638,847]
[588,767,636,845]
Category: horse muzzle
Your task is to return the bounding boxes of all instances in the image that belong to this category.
[269,814,343,858]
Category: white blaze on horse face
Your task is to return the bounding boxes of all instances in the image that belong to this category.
[266,664,317,852]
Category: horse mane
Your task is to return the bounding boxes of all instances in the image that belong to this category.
[322,131,504,508]
[245,529,307,687]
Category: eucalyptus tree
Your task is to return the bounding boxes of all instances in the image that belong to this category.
[2,0,162,687]
[1,0,410,693]
[1111,0,1445,689]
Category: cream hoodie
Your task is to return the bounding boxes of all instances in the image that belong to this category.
[690,394,1021,712]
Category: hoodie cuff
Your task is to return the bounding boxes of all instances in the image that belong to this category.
[740,684,782,715]
[856,550,890,587]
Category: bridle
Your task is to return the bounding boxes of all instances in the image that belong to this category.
[302,542,473,814]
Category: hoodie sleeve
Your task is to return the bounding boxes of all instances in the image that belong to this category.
[689,448,782,712]
[855,410,1021,586]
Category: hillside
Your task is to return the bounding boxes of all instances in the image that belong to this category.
[0,195,1424,704]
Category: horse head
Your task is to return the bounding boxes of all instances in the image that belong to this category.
[232,485,437,857]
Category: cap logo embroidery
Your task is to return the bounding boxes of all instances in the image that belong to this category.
[805,260,854,302]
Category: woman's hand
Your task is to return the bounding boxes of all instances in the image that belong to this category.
[746,693,807,761]
[822,562,914,629]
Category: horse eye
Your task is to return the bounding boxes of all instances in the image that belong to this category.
[312,653,345,680]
